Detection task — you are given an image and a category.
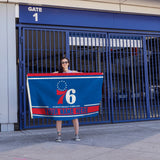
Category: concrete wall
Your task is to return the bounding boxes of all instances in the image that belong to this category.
[3,0,160,16]
[0,3,17,131]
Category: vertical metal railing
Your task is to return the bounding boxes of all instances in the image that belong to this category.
[146,35,160,119]
[18,26,23,130]
[69,31,111,124]
[22,28,67,129]
[109,33,149,122]
[18,25,160,129]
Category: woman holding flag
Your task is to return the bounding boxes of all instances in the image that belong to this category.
[27,58,103,142]
[55,57,80,142]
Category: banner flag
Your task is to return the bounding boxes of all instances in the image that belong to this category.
[27,72,104,121]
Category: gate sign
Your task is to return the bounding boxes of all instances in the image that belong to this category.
[19,5,160,32]
[27,73,104,121]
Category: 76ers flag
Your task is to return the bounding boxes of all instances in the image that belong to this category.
[27,72,104,121]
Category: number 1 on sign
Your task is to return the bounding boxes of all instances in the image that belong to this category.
[33,13,38,21]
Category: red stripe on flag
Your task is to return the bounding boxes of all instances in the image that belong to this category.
[32,105,99,116]
[32,108,46,114]
[88,105,99,112]
[27,72,103,77]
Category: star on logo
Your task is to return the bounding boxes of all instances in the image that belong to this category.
[57,80,67,91]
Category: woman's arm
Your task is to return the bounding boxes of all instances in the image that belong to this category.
[71,70,78,73]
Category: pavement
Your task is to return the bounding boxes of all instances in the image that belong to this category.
[1,120,160,160]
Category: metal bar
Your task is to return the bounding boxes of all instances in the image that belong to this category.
[27,30,29,74]
[26,29,31,127]
[146,36,152,117]
[98,34,101,73]
[36,30,39,73]
[143,36,150,118]
[41,30,44,125]
[87,33,90,72]
[83,33,86,72]
[58,32,60,67]
[71,33,74,70]
[91,34,94,72]
[66,31,70,60]
[23,28,27,128]
[16,24,160,36]
[126,37,132,120]
[136,37,142,119]
[41,30,43,73]
[133,38,138,119]
[129,36,136,119]
[75,32,78,71]
[53,31,56,71]
[119,35,125,120]
[18,26,23,130]
[97,34,102,121]
[112,34,118,121]
[96,34,100,122]
[134,38,139,118]
[122,36,128,120]
[115,37,121,120]
[140,37,146,118]
[79,33,82,72]
[108,33,114,122]
[94,34,97,72]
[105,34,111,121]
[45,30,47,73]
[150,36,157,117]
[62,31,64,57]
[31,30,34,73]
[156,37,160,117]
[49,31,52,72]
[153,36,159,117]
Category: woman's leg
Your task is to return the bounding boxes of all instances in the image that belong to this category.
[72,119,80,141]
[56,120,62,135]
[55,120,62,142]
[72,118,79,135]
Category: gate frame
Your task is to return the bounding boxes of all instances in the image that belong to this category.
[17,23,160,130]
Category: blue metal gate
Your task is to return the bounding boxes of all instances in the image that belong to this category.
[18,25,160,129]
[18,26,111,129]
[19,27,69,129]
[146,35,160,119]
[109,34,149,122]
[108,33,160,122]
[69,31,110,124]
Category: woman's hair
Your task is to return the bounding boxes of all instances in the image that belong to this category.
[58,57,70,73]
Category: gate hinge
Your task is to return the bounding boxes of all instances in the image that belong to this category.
[20,112,24,120]
[19,60,25,68]
[20,86,24,92]
[19,36,23,43]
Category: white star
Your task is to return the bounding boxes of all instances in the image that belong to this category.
[57,80,67,91]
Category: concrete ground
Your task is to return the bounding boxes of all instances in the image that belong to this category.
[1,120,160,160]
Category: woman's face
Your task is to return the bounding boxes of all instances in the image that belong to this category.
[61,58,69,70]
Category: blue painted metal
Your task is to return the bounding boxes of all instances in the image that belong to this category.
[18,26,23,130]
[19,5,160,32]
[68,31,110,123]
[108,33,150,122]
[17,24,160,129]
[23,28,27,128]
[146,35,160,119]
[16,24,160,36]
[143,36,150,118]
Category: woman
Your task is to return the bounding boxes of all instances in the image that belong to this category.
[55,57,80,142]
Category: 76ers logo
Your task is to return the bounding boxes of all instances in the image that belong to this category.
[56,80,76,104]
